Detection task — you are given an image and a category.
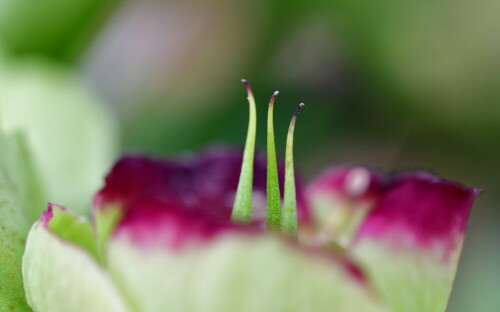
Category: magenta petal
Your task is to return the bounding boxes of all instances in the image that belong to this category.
[39,203,67,228]
[307,166,480,310]
[94,146,310,247]
[114,197,244,249]
[358,172,479,251]
[322,169,481,311]
[40,205,54,227]
[308,166,479,253]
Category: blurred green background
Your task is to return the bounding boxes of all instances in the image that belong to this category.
[0,0,498,310]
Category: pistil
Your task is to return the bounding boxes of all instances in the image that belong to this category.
[231,79,257,223]
[266,91,281,229]
[282,103,305,235]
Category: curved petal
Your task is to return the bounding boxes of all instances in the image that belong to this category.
[307,166,479,311]
[22,205,130,312]
[305,166,382,246]
[105,197,386,312]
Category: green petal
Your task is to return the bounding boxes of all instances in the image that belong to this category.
[45,205,100,261]
[94,203,123,261]
[22,206,130,312]
[353,240,461,312]
[107,233,387,312]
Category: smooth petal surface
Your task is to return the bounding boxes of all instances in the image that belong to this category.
[306,166,381,246]
[105,198,386,312]
[109,235,386,312]
[22,205,130,312]
[308,166,478,312]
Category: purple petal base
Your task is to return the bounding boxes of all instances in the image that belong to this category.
[94,146,310,246]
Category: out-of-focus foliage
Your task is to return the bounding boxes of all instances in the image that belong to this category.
[0,52,118,311]
[0,0,120,61]
[0,56,119,215]
[0,131,46,221]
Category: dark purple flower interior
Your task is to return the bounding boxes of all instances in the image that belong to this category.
[94,147,310,245]
[114,196,244,249]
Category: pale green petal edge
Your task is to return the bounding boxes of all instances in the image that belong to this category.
[354,237,464,312]
[22,210,130,312]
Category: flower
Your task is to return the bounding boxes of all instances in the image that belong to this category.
[22,81,479,312]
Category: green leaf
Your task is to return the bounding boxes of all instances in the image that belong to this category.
[0,172,32,312]
[0,0,121,61]
[0,129,47,312]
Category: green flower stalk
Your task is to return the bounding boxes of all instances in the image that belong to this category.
[282,103,305,235]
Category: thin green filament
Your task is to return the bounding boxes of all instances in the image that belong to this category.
[231,79,257,223]
[282,103,305,235]
[266,91,281,229]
